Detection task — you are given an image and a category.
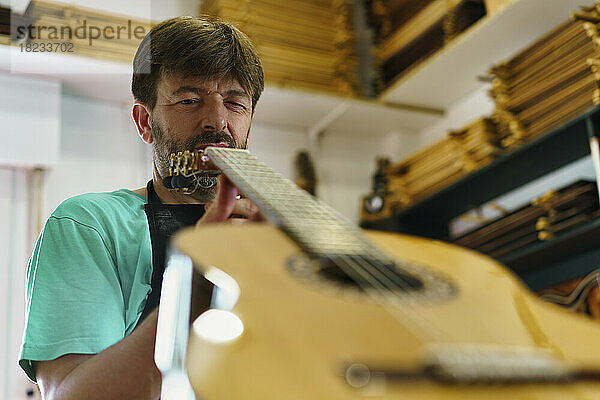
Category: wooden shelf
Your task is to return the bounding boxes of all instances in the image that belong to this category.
[380,0,597,110]
[361,106,600,238]
[520,243,600,291]
[252,85,443,136]
[501,217,600,276]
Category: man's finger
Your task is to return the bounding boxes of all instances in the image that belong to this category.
[229,198,259,218]
[249,210,266,222]
[197,175,238,224]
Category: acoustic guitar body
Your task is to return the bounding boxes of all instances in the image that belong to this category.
[175,224,600,399]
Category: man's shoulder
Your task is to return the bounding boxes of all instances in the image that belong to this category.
[51,189,147,224]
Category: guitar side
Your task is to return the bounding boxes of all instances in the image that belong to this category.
[175,224,600,399]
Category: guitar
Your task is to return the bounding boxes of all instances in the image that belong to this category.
[155,147,600,399]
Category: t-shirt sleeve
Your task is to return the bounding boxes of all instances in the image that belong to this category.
[19,214,126,382]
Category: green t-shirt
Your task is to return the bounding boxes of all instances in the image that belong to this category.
[19,189,151,382]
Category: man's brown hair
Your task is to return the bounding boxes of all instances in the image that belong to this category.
[132,16,264,111]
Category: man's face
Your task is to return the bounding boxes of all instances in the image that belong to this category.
[150,73,253,202]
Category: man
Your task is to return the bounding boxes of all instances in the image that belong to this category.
[19,16,264,399]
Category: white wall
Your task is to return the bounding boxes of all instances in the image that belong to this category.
[249,122,309,182]
[0,168,37,400]
[377,130,421,160]
[317,133,385,223]
[0,73,61,168]
[3,0,27,13]
[42,94,151,219]
[418,86,495,148]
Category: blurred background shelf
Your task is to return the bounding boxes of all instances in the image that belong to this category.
[519,244,600,291]
[500,216,600,288]
[361,106,600,238]
[380,0,593,110]
[361,105,600,291]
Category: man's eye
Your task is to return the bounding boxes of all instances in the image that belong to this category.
[179,99,198,105]
[226,101,246,110]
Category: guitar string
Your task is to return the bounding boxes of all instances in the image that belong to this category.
[339,253,456,342]
[207,148,456,343]
[283,199,455,342]
[305,204,460,342]
[209,148,453,340]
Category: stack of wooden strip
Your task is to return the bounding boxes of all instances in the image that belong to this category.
[23,0,151,64]
[368,0,428,43]
[444,0,489,42]
[0,6,9,45]
[381,118,502,211]
[2,7,31,45]
[490,4,600,149]
[0,6,11,44]
[369,0,486,89]
[201,0,359,96]
[0,6,9,34]
[453,180,600,259]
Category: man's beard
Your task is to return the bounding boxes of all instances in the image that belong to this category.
[151,120,244,202]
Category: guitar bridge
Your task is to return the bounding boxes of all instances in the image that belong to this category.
[422,344,571,384]
[344,345,582,389]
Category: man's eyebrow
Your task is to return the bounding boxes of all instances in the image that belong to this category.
[171,86,250,102]
[171,86,204,97]
[224,89,251,102]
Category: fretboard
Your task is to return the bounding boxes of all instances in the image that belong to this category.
[205,147,387,260]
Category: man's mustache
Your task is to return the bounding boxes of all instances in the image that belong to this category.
[186,131,236,149]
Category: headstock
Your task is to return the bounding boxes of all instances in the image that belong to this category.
[163,149,221,193]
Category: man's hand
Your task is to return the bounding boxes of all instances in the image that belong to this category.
[196,175,265,225]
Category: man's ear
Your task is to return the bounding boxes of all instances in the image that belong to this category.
[132,102,153,144]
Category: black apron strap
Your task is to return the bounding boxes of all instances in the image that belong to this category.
[138,180,206,326]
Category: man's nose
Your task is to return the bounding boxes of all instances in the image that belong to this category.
[201,98,227,132]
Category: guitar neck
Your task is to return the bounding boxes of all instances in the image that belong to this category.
[205,147,379,259]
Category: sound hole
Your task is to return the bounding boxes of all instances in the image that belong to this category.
[316,255,423,292]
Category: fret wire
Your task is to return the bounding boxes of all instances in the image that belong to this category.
[221,159,354,231]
